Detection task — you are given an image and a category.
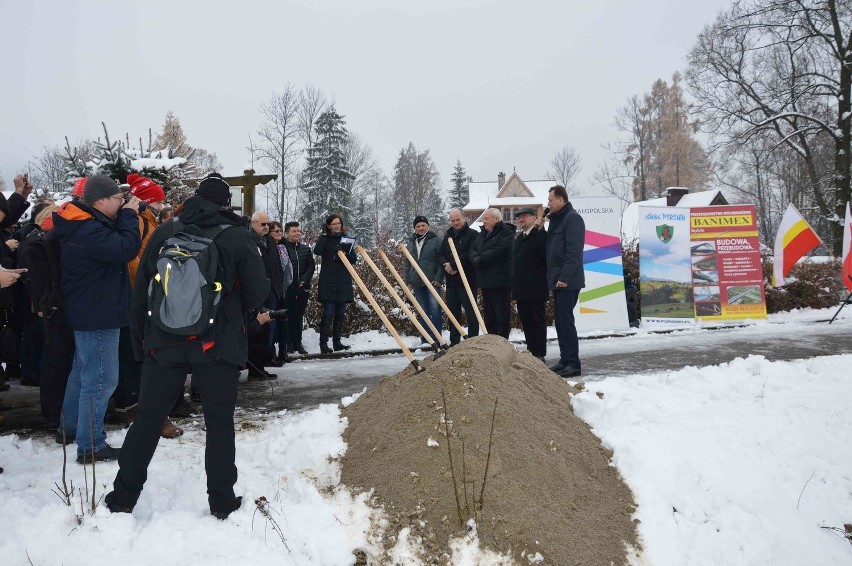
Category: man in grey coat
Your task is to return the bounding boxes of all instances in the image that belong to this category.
[404,215,444,343]
[545,185,585,377]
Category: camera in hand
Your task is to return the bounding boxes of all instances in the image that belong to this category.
[261,307,287,320]
[123,192,148,211]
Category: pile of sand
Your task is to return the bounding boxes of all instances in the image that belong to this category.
[341,335,639,565]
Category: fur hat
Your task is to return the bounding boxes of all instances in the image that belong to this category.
[194,173,231,208]
[127,173,166,203]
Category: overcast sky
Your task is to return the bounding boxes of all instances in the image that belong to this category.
[1,0,732,194]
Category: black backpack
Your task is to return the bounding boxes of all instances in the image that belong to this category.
[17,228,62,318]
[147,219,232,336]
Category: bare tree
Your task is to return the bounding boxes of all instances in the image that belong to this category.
[591,149,635,205]
[392,142,441,238]
[344,133,392,241]
[546,145,582,192]
[256,85,302,221]
[686,0,852,254]
[26,145,67,199]
[297,85,326,151]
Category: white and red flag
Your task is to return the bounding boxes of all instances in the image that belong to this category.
[772,203,823,287]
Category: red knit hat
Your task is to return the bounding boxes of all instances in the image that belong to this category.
[72,178,87,198]
[128,173,166,203]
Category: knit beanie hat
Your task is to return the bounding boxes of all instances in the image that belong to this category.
[72,178,87,198]
[413,215,429,227]
[127,173,166,203]
[194,173,231,208]
[82,174,121,204]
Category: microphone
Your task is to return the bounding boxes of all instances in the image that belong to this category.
[542,207,550,218]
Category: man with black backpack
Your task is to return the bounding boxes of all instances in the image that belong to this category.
[106,173,269,520]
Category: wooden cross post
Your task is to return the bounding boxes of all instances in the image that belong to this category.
[221,169,277,217]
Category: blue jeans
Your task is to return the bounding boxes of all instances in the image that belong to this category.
[413,285,442,343]
[60,329,120,456]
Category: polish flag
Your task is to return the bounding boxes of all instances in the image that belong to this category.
[843,201,852,292]
[772,203,823,287]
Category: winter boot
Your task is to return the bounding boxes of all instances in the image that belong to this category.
[332,315,350,352]
[319,313,333,354]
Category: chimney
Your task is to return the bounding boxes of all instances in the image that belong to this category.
[498,171,506,189]
[666,187,689,206]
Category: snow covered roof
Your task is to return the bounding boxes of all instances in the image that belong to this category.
[463,172,555,211]
[621,189,732,241]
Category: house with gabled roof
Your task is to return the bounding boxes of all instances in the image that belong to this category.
[463,171,555,223]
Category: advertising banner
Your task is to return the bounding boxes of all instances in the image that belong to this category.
[638,206,696,327]
[573,197,630,331]
[689,205,766,320]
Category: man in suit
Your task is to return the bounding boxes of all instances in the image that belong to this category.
[512,207,548,361]
[545,185,585,377]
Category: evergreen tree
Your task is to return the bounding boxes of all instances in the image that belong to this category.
[302,106,354,228]
[392,142,441,239]
[153,111,193,158]
[65,122,191,200]
[351,197,375,248]
[448,159,470,210]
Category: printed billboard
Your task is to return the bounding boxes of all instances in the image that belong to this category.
[638,206,696,327]
[573,197,630,331]
[689,205,766,320]
[639,204,767,325]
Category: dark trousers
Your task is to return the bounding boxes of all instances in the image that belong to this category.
[110,344,240,513]
[445,286,479,345]
[481,287,512,339]
[114,325,141,409]
[40,312,75,428]
[516,300,546,357]
[285,285,309,349]
[20,310,44,381]
[248,324,274,371]
[553,289,581,369]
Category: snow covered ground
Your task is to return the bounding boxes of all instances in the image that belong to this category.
[1,307,850,565]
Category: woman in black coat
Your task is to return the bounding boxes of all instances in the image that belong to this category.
[313,214,357,353]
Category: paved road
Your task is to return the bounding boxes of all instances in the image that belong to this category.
[3,321,851,437]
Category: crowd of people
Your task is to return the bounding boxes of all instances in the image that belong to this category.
[0,173,585,516]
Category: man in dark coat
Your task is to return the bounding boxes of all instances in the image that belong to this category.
[106,174,269,520]
[313,214,356,353]
[512,207,548,360]
[282,221,315,355]
[250,210,286,366]
[545,185,585,377]
[439,209,480,346]
[54,175,142,462]
[0,176,33,387]
[470,208,515,339]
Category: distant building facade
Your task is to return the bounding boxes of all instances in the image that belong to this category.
[463,171,555,223]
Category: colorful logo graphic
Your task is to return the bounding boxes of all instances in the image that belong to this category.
[657,224,674,243]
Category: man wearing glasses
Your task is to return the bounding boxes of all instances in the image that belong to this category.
[54,175,141,462]
[249,211,285,375]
